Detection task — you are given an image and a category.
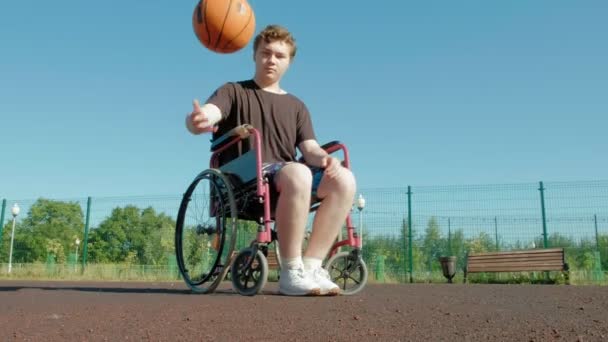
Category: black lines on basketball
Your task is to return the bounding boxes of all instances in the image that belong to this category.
[221,9,253,50]
[192,0,256,53]
[214,0,233,49]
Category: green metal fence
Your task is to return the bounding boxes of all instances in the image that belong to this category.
[1,180,607,284]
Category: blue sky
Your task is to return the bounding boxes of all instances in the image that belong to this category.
[1,0,607,200]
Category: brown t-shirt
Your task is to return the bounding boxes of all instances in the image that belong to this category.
[207,79,316,165]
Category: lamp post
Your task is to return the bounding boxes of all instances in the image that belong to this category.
[357,194,366,239]
[8,203,20,274]
[74,238,81,272]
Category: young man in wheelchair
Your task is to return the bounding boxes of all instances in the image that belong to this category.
[185,25,356,296]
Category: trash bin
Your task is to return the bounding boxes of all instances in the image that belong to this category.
[439,256,457,283]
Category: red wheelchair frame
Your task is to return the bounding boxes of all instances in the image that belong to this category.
[175,124,368,296]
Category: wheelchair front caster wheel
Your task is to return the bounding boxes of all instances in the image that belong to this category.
[230,248,269,296]
[325,251,368,295]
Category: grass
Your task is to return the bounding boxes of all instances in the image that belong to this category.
[0,262,181,282]
[1,263,606,285]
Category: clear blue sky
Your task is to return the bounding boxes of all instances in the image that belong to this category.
[1,0,606,200]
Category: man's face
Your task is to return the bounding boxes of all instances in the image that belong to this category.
[254,40,292,85]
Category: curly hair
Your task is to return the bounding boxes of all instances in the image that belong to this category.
[253,24,297,59]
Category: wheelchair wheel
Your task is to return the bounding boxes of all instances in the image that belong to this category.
[230,247,268,296]
[325,251,368,296]
[175,169,237,294]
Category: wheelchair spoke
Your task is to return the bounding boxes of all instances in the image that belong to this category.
[325,251,369,295]
[230,248,269,295]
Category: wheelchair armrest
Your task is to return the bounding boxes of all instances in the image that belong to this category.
[297,140,344,163]
[320,140,343,154]
[210,124,254,152]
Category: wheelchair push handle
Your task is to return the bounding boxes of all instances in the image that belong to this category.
[210,124,256,152]
[210,124,351,169]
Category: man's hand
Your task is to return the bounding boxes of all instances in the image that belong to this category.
[186,99,219,134]
[320,155,342,179]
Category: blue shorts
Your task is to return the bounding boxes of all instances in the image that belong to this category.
[262,162,324,198]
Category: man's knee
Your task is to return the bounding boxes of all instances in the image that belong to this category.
[318,167,356,199]
[276,163,313,193]
[336,168,357,196]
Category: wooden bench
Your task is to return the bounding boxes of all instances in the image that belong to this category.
[266,249,280,270]
[230,249,280,270]
[464,248,569,284]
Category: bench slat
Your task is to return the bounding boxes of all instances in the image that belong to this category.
[470,260,565,268]
[469,265,566,272]
[468,255,563,263]
[469,252,563,260]
[468,248,563,257]
[468,261,564,270]
[230,249,280,269]
[266,250,279,269]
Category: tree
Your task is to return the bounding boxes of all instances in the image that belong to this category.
[0,199,84,263]
[449,229,466,270]
[422,217,444,272]
[466,231,495,254]
[88,205,175,264]
[599,234,608,270]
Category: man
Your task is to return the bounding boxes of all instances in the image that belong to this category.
[186,25,356,296]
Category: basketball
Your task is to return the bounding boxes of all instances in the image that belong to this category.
[192,0,256,54]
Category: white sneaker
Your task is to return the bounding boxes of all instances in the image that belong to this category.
[279,267,321,296]
[309,267,340,296]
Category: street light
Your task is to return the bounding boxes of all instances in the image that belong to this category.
[74,238,81,272]
[357,194,366,239]
[8,203,20,274]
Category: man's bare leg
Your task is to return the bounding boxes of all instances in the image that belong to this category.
[304,167,356,259]
[274,163,313,258]
[274,163,321,296]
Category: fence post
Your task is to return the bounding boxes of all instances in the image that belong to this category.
[407,186,413,283]
[0,199,6,245]
[448,218,452,255]
[592,214,604,282]
[595,214,599,251]
[375,255,386,283]
[539,181,548,248]
[82,196,92,272]
[494,216,499,250]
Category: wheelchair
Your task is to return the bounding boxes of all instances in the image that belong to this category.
[175,124,368,296]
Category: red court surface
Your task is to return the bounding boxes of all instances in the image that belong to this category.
[1,281,607,341]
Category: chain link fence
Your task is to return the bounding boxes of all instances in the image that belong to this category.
[1,180,606,284]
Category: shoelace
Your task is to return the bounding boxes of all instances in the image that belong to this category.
[293,268,307,279]
[313,267,330,280]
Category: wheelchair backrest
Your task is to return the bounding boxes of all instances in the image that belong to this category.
[209,124,259,188]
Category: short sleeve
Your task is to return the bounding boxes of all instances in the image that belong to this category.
[296,102,316,145]
[206,82,235,120]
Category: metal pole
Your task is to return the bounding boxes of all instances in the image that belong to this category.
[539,181,548,248]
[359,209,363,241]
[75,244,79,272]
[595,214,599,251]
[448,218,452,256]
[81,196,92,271]
[0,199,6,245]
[8,217,17,273]
[494,216,499,250]
[407,186,413,283]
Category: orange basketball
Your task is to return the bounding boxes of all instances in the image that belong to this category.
[192,0,256,54]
